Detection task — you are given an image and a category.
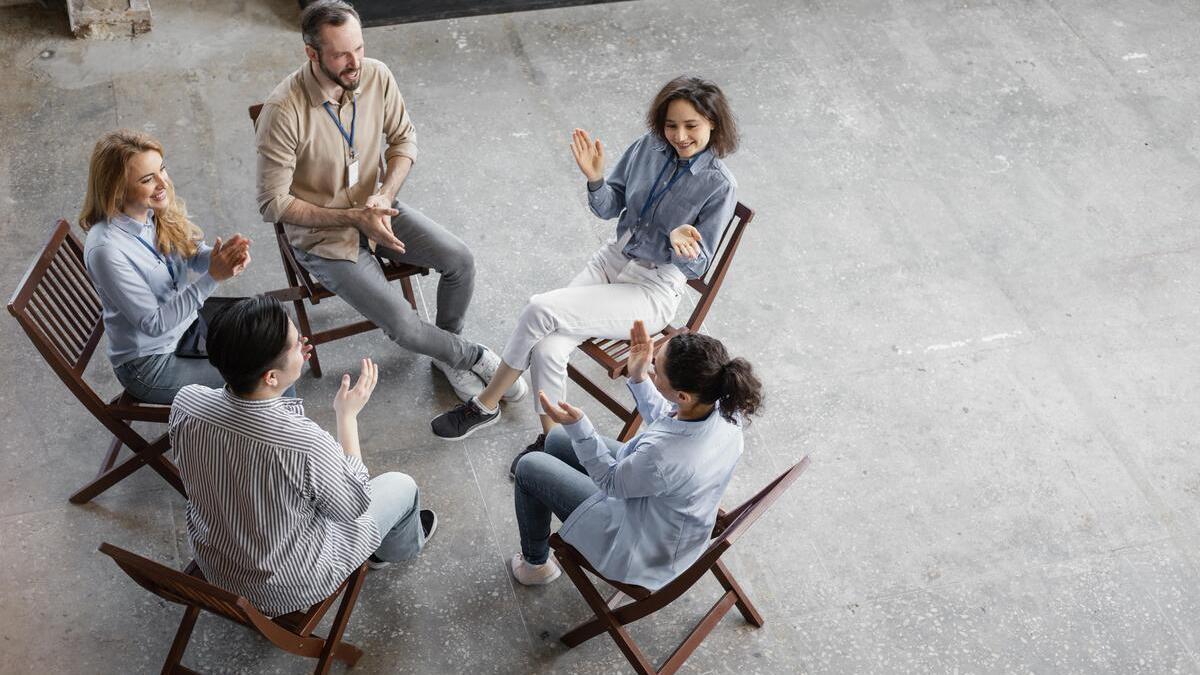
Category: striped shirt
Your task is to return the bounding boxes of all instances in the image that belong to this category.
[169,385,381,617]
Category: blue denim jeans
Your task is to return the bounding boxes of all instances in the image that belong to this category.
[364,471,427,562]
[513,426,618,565]
[114,352,226,404]
[114,352,297,404]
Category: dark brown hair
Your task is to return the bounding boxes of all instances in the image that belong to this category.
[662,333,762,424]
[301,0,361,52]
[646,76,739,158]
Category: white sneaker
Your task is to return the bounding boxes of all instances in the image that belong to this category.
[510,553,561,586]
[433,358,484,402]
[472,347,529,402]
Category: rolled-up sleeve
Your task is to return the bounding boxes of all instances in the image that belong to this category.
[305,437,373,523]
[255,102,300,224]
[587,139,635,220]
[379,63,418,165]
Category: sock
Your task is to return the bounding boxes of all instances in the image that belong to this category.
[472,395,497,414]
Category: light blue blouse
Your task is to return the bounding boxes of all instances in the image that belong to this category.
[559,378,744,590]
[83,212,215,366]
[587,132,738,279]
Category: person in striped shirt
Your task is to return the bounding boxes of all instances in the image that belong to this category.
[169,295,437,617]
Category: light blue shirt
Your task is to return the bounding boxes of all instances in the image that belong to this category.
[587,132,738,279]
[83,212,216,366]
[559,378,744,590]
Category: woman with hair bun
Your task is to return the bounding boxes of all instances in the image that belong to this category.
[507,319,762,588]
[79,129,254,403]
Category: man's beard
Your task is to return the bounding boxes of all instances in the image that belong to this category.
[319,57,360,92]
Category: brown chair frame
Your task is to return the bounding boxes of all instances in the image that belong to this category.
[550,455,810,675]
[99,542,368,674]
[7,220,185,504]
[567,202,755,441]
[248,103,430,378]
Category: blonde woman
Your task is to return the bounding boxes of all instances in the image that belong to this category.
[80,130,253,404]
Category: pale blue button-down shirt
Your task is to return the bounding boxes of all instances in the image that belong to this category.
[83,212,216,366]
[587,132,738,279]
[559,378,744,590]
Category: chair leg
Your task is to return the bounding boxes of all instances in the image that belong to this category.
[616,411,644,442]
[313,566,367,674]
[711,559,764,626]
[160,605,200,675]
[99,436,123,473]
[400,275,417,310]
[557,557,657,674]
[657,591,738,675]
[293,299,323,378]
[70,434,182,504]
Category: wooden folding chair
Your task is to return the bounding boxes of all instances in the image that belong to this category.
[99,542,368,675]
[7,220,185,504]
[550,455,809,675]
[567,202,755,441]
[249,103,430,378]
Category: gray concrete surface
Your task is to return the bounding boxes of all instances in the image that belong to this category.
[1,0,1199,672]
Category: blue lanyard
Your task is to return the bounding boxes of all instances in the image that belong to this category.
[132,233,177,289]
[323,100,357,158]
[638,156,691,222]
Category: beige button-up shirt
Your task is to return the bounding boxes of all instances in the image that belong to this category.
[255,57,418,261]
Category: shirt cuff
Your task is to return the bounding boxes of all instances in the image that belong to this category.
[564,415,597,443]
[626,377,657,399]
[587,178,604,192]
[192,272,219,297]
[261,193,296,224]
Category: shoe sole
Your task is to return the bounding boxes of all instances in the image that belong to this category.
[431,410,501,441]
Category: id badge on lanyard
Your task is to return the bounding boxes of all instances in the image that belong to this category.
[347,150,360,189]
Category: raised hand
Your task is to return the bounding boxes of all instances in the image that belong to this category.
[538,390,584,425]
[669,224,703,260]
[570,128,605,182]
[209,234,252,281]
[299,335,314,362]
[334,357,379,420]
[355,205,406,253]
[627,320,653,383]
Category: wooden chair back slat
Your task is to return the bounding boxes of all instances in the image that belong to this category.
[711,456,809,548]
[8,220,105,375]
[681,202,753,331]
[39,265,92,349]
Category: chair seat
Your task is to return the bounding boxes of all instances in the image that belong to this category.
[578,328,677,379]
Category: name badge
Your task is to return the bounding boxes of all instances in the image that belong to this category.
[347,156,360,188]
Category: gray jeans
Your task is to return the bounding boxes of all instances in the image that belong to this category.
[292,201,479,369]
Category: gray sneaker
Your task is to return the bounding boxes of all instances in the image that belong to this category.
[433,358,484,402]
[472,347,529,402]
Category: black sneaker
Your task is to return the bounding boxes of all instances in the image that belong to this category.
[508,433,547,480]
[431,398,500,439]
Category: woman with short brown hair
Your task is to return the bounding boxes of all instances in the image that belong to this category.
[431,76,741,473]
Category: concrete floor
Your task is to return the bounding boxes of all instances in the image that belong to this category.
[1,0,1199,672]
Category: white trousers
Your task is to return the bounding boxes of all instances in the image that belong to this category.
[501,235,686,414]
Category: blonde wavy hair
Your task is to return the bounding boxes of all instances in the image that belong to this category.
[78,130,203,258]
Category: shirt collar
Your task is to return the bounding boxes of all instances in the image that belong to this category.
[221,386,303,410]
[650,137,716,175]
[108,210,155,237]
[301,61,357,108]
[654,404,721,435]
